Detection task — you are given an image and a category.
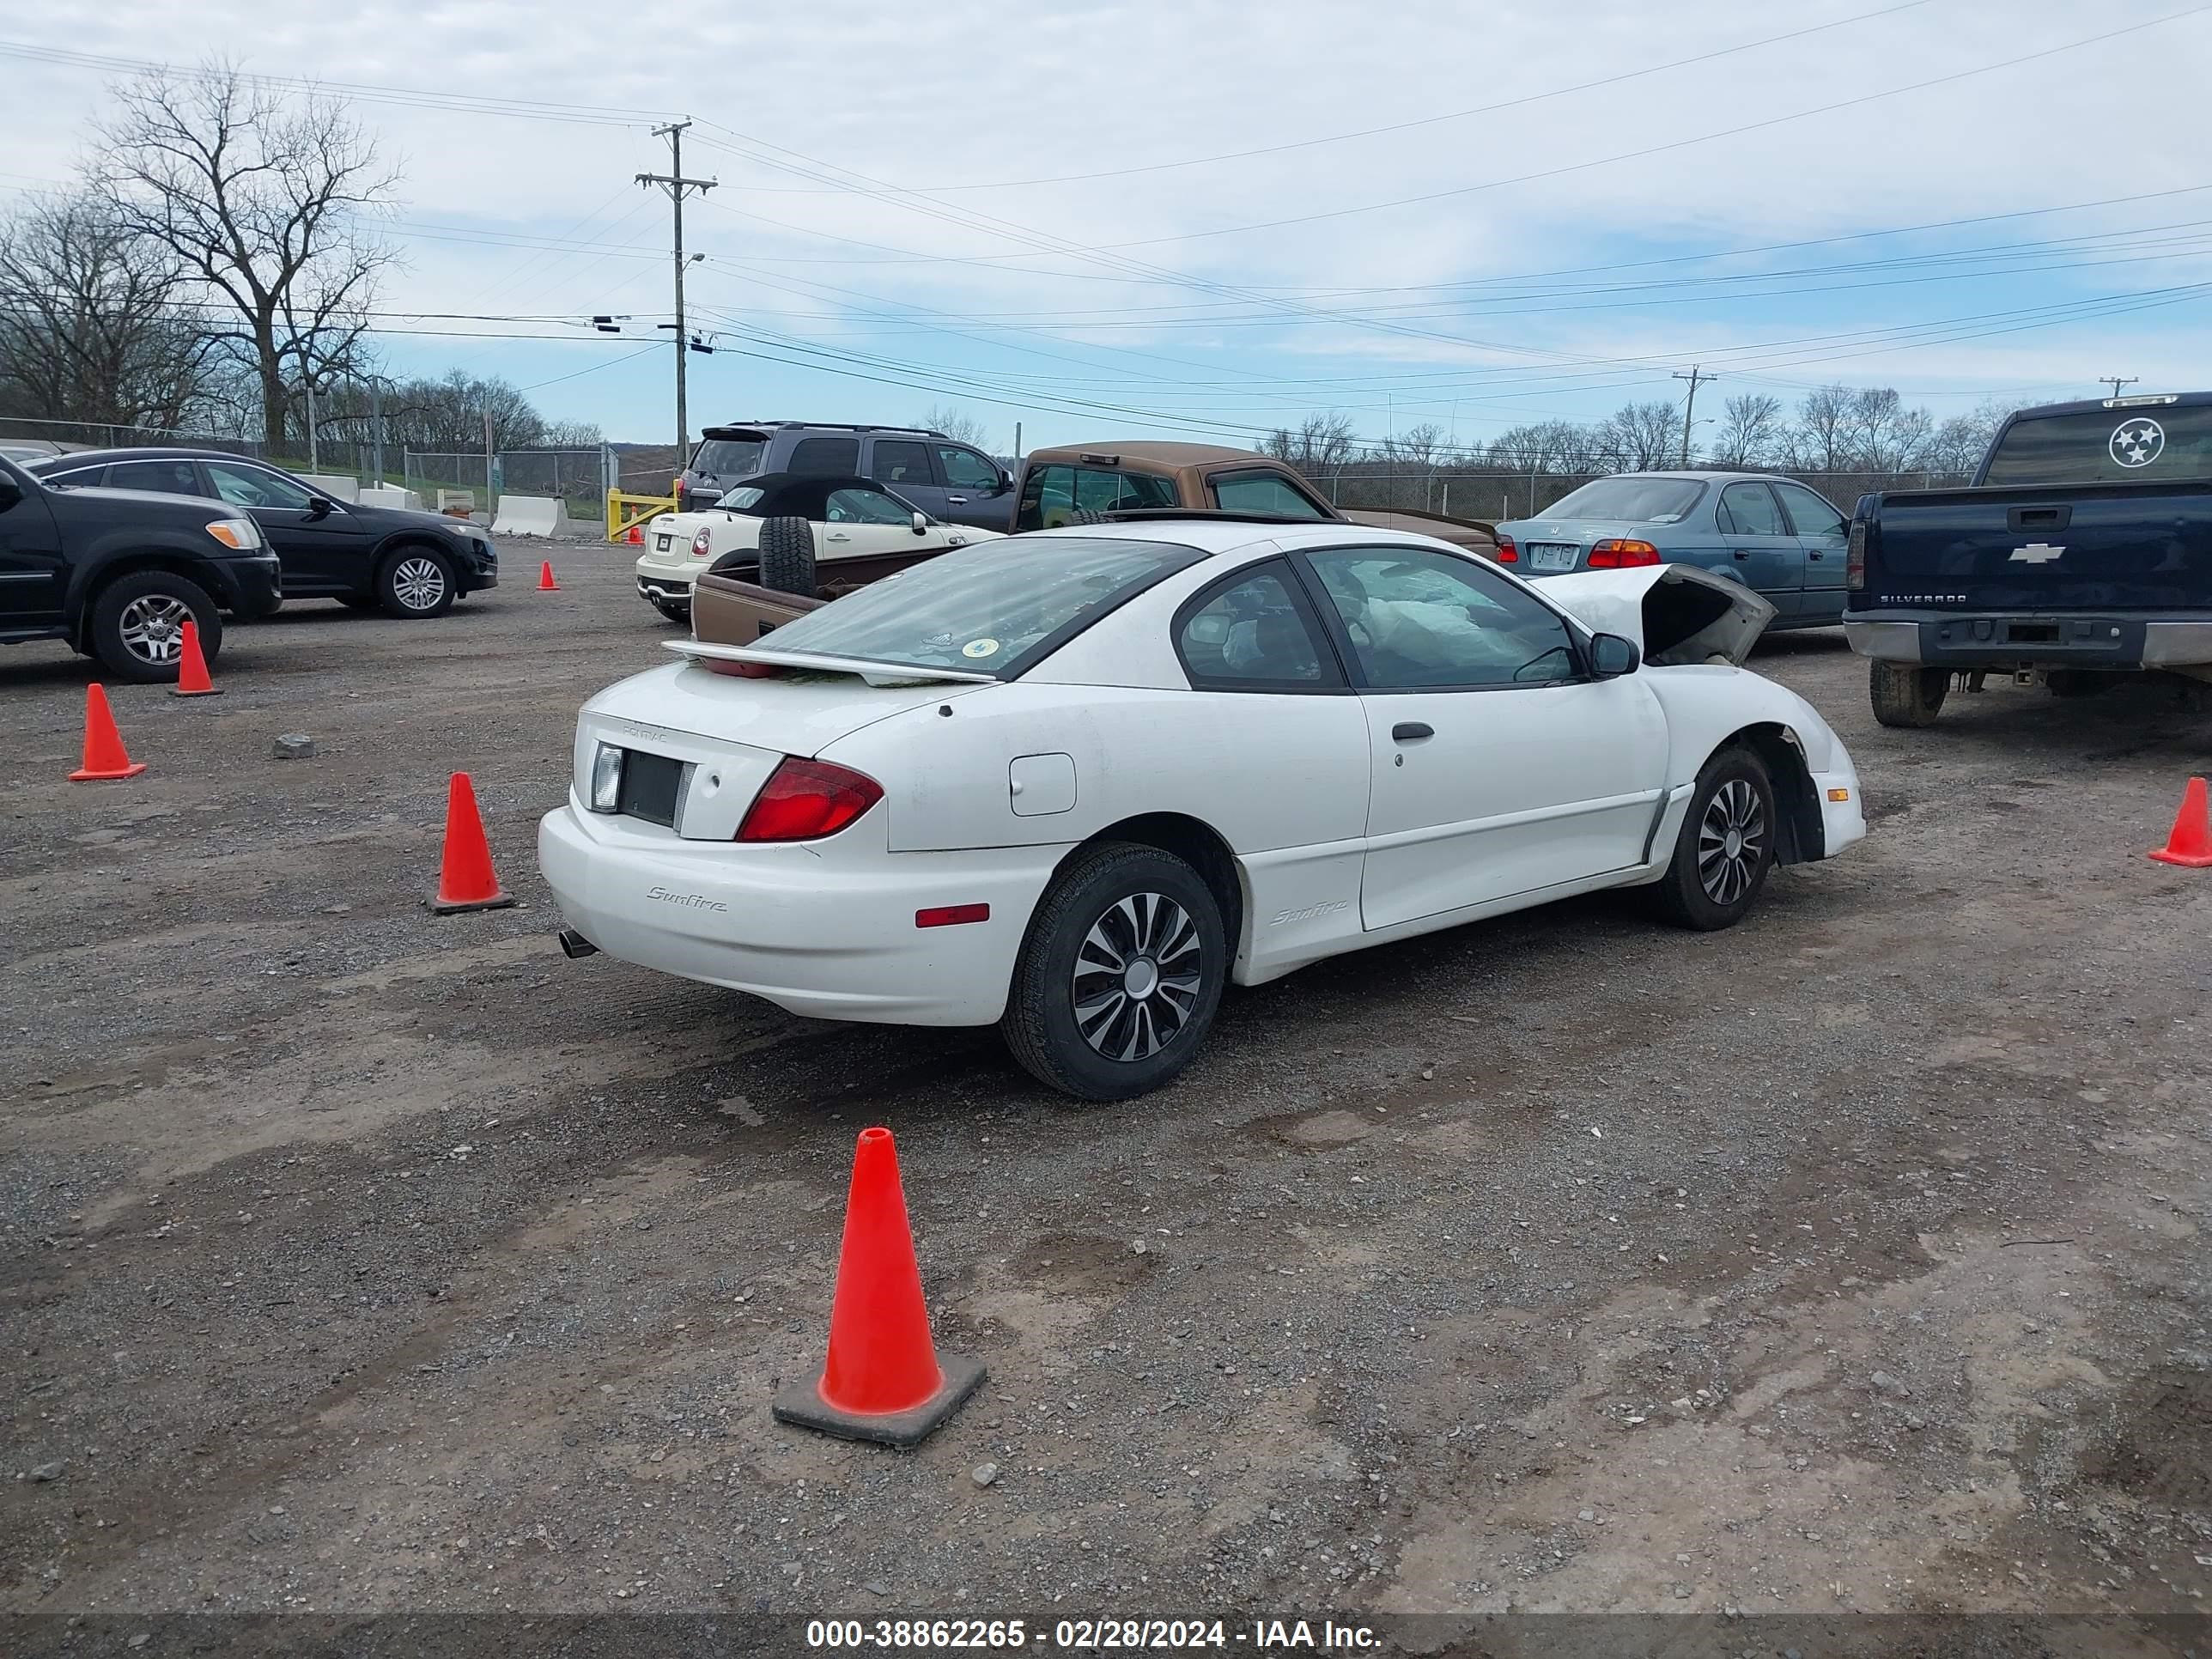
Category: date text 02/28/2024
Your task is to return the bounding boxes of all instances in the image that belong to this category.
[804,1618,1380,1650]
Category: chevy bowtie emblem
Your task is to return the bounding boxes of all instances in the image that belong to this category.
[2009,542,2065,563]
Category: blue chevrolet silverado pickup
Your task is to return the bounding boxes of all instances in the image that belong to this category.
[1844,392,2212,726]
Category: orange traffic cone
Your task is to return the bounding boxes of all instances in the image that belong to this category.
[624,522,644,544]
[69,684,147,781]
[428,771,517,913]
[773,1127,985,1448]
[171,620,220,697]
[2149,776,2212,867]
[537,561,560,592]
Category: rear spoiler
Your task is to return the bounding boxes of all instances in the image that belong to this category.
[664,638,998,688]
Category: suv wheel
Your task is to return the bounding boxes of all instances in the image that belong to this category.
[1001,843,1227,1100]
[1649,747,1777,931]
[1869,660,1948,727]
[88,571,222,684]
[379,547,457,618]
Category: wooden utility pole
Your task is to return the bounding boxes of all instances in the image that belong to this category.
[2100,376,2139,399]
[637,122,717,454]
[1673,366,1715,467]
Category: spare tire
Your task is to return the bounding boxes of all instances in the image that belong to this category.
[757,517,817,597]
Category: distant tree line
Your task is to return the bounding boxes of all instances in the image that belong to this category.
[0,61,596,459]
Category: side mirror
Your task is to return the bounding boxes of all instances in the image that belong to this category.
[306,495,334,520]
[1589,632,1640,678]
[996,469,1014,492]
[912,510,929,535]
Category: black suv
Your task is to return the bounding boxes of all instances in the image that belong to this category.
[27,448,498,618]
[678,422,1016,530]
[0,453,284,682]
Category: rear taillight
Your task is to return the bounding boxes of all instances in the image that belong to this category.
[673,477,685,506]
[690,527,713,558]
[736,757,884,842]
[1492,533,1518,564]
[1846,520,1868,591]
[1588,538,1661,568]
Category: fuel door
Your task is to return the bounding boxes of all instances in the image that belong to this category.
[1009,752,1077,817]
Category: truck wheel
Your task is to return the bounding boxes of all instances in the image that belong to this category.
[1001,843,1227,1101]
[1648,746,1777,931]
[88,570,222,684]
[377,546,457,618]
[1869,660,1948,727]
[757,518,817,597]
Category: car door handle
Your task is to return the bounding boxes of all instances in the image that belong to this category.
[826,532,850,543]
[1732,549,1751,559]
[1808,550,1824,559]
[946,495,969,504]
[1392,721,1434,742]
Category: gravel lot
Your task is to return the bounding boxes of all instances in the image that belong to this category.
[4,538,2211,1648]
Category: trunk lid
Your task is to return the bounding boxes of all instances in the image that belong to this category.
[1507,519,1642,574]
[1543,563,1773,665]
[574,659,988,840]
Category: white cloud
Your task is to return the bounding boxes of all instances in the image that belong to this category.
[6,0,2211,444]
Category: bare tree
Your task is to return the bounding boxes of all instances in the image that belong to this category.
[1844,386,1933,471]
[94,62,398,452]
[917,404,990,450]
[1262,412,1358,477]
[1601,400,1680,471]
[1382,422,1449,468]
[1785,384,1855,472]
[1711,393,1784,469]
[0,191,215,428]
[1923,398,2009,477]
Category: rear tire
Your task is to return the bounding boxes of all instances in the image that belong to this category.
[1001,843,1227,1101]
[1650,747,1777,931]
[757,518,817,597]
[88,570,222,684]
[1869,659,1948,727]
[377,546,457,618]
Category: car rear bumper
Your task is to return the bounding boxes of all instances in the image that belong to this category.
[1844,611,2212,671]
[636,574,697,606]
[536,796,1058,1026]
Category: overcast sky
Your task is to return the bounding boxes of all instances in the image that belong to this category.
[5,0,2211,453]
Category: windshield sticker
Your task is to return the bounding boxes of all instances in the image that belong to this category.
[961,637,1001,659]
[2111,416,2165,468]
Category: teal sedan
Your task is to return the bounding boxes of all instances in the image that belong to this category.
[1495,471,1850,629]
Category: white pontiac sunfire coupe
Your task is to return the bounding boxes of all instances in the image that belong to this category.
[540,518,1865,1099]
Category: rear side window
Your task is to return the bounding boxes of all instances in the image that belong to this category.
[104,459,207,496]
[787,435,860,475]
[1717,482,1785,537]
[690,436,765,477]
[1208,471,1329,519]
[868,440,933,488]
[206,460,313,510]
[1017,464,1177,528]
[1982,405,2212,485]
[1175,563,1335,690]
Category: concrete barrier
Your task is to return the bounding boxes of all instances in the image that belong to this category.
[359,484,424,511]
[492,493,577,538]
[299,473,360,503]
[435,489,477,514]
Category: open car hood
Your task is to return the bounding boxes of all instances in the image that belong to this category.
[1541,563,1774,666]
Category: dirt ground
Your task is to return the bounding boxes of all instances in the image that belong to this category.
[4,539,2211,1651]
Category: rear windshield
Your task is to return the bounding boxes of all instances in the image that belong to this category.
[690,437,765,477]
[1543,477,1705,524]
[753,536,1201,677]
[1981,405,2212,485]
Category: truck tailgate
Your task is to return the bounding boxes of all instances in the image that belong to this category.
[1863,478,2212,610]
